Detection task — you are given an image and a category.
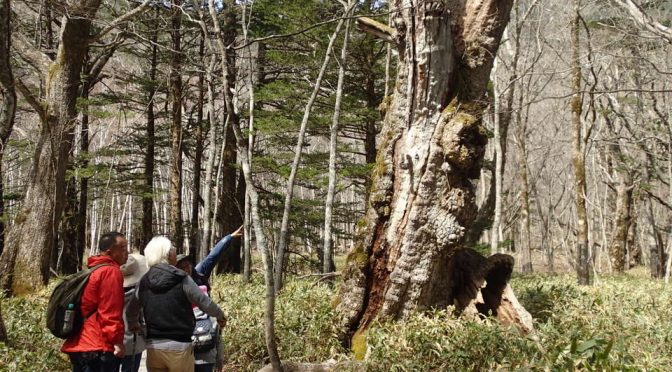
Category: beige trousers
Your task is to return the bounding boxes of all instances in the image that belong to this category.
[146,346,194,372]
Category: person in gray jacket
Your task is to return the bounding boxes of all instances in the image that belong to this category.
[126,237,226,372]
[120,253,149,372]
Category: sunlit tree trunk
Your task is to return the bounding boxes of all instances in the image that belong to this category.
[571,0,591,285]
[323,13,351,275]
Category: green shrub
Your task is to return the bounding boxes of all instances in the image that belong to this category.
[1,286,70,372]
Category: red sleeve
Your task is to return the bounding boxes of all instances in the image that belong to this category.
[97,266,125,345]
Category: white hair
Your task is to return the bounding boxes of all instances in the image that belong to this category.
[144,236,175,267]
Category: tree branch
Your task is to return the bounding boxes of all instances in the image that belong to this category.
[612,0,672,44]
[15,79,45,121]
[12,33,51,74]
[356,17,396,43]
[88,0,153,43]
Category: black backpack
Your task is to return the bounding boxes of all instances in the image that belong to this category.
[192,313,218,352]
[46,264,109,339]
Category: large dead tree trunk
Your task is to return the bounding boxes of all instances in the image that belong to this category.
[337,0,531,347]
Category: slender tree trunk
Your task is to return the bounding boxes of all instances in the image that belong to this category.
[517,111,532,273]
[169,0,184,253]
[241,19,256,283]
[571,0,591,285]
[0,0,16,257]
[274,4,354,291]
[191,33,206,261]
[324,9,351,274]
[337,0,529,347]
[76,93,89,265]
[609,173,633,272]
[647,198,665,277]
[0,300,6,342]
[142,22,158,252]
[0,4,100,295]
[142,23,158,253]
[201,58,217,261]
[208,0,281,368]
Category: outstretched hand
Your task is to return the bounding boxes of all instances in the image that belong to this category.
[231,225,244,238]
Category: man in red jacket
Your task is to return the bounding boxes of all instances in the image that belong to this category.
[62,231,129,372]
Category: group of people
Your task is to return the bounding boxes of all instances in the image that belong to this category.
[60,226,244,372]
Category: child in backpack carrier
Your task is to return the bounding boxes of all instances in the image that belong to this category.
[192,285,224,372]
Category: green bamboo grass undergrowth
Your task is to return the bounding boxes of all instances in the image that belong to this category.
[2,269,671,371]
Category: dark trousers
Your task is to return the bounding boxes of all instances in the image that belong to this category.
[194,364,214,372]
[121,353,142,372]
[68,351,121,372]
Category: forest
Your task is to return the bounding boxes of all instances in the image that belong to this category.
[1,0,672,371]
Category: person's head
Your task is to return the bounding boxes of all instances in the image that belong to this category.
[144,236,177,267]
[175,254,193,275]
[99,232,128,265]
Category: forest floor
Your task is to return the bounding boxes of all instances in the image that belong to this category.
[2,266,671,371]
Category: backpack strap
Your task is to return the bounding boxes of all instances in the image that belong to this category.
[82,263,112,320]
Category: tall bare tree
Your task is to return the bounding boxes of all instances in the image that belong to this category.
[273,3,355,291]
[323,3,353,274]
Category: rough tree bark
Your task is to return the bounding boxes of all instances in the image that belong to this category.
[169,0,185,253]
[337,0,531,348]
[0,0,16,257]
